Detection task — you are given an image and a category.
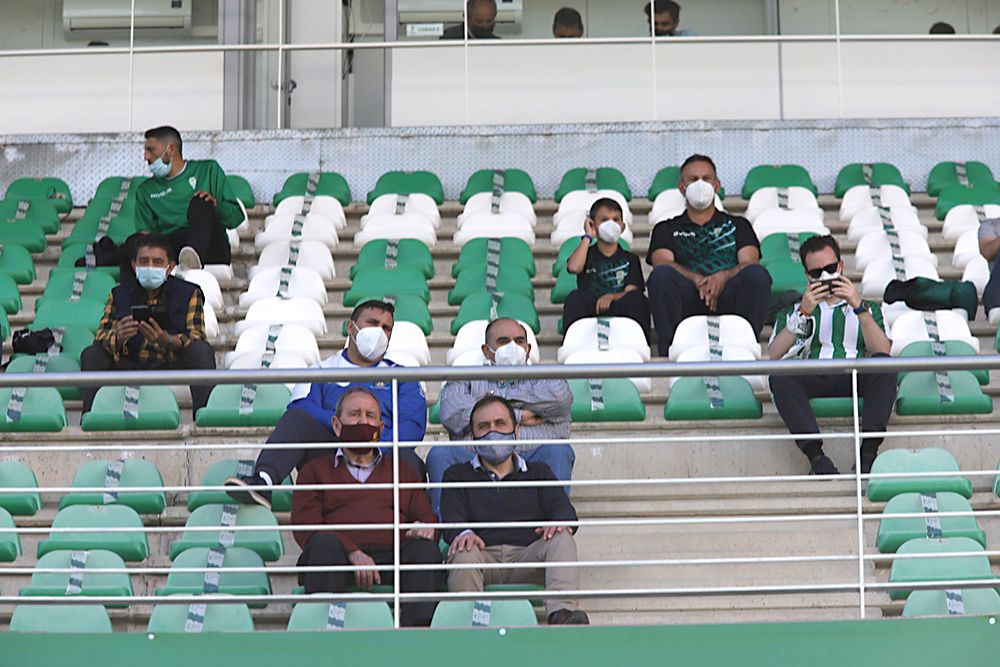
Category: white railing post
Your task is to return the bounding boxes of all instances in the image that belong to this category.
[851,368,866,619]
[391,378,401,628]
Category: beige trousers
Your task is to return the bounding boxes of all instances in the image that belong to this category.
[446,531,579,616]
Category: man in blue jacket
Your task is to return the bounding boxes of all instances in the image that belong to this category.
[226,300,427,509]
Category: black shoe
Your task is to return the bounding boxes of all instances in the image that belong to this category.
[547,609,590,625]
[224,474,272,510]
[852,451,878,476]
[809,455,840,476]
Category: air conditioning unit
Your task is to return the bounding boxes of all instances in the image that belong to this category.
[63,0,193,39]
[398,0,522,29]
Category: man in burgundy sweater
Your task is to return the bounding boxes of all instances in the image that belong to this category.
[292,387,441,626]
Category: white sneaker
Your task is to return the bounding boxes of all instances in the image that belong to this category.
[178,246,202,271]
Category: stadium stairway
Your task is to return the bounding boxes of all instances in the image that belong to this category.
[2,193,1000,629]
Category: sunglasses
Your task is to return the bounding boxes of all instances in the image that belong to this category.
[805,262,839,280]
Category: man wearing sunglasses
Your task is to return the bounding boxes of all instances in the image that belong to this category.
[767,235,895,476]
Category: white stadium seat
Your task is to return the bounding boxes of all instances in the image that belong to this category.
[557,317,650,363]
[952,229,984,270]
[846,206,925,242]
[255,213,339,250]
[250,240,335,281]
[889,310,978,356]
[385,321,431,367]
[562,348,650,393]
[458,191,536,227]
[860,256,939,300]
[238,265,328,308]
[203,302,220,342]
[225,323,320,367]
[353,213,438,248]
[452,211,536,248]
[365,193,441,229]
[672,345,766,392]
[172,267,224,311]
[745,187,823,224]
[942,204,1000,242]
[274,195,347,228]
[853,229,936,271]
[752,208,830,239]
[839,184,911,222]
[235,297,327,337]
[963,255,990,297]
[668,315,761,361]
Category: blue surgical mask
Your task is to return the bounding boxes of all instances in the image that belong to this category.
[148,150,171,178]
[474,430,517,465]
[136,266,167,290]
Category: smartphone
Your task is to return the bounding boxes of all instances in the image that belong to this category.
[818,279,837,294]
[130,305,151,322]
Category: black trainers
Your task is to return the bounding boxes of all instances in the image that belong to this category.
[852,451,878,476]
[809,455,840,476]
[224,474,272,510]
[547,609,590,625]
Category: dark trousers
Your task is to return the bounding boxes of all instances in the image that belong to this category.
[768,354,897,460]
[984,260,1000,316]
[79,339,216,416]
[647,263,772,357]
[255,408,427,483]
[298,532,442,627]
[562,289,651,341]
[166,196,233,265]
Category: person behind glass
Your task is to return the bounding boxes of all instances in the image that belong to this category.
[767,236,894,476]
[135,125,244,271]
[426,317,574,518]
[292,387,441,627]
[225,300,427,509]
[553,7,584,38]
[442,395,589,625]
[441,0,500,40]
[645,154,772,356]
[79,233,216,418]
[562,197,650,341]
[643,1,694,36]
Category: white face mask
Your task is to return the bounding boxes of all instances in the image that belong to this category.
[352,325,389,361]
[597,219,622,244]
[490,341,528,366]
[684,179,716,211]
[813,270,840,283]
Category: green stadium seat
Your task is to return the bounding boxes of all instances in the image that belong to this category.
[552,237,629,277]
[834,163,910,198]
[38,505,148,562]
[460,169,538,204]
[287,599,394,630]
[93,175,147,201]
[157,547,271,601]
[339,294,432,336]
[170,504,284,561]
[57,242,121,281]
[934,183,1000,220]
[867,449,972,502]
[20,549,132,600]
[227,174,256,209]
[0,310,9,341]
[741,165,818,199]
[451,292,540,335]
[290,584,395,596]
[903,588,1000,617]
[899,341,987,385]
[60,459,166,514]
[570,378,646,422]
[428,401,440,425]
[0,273,21,314]
[764,261,807,297]
[0,506,21,561]
[31,297,106,334]
[147,599,255,632]
[0,460,40,515]
[63,209,137,247]
[195,384,292,428]
[39,268,117,306]
[343,266,430,307]
[367,170,445,205]
[449,265,534,306]
[0,243,36,284]
[759,232,818,266]
[663,377,763,421]
[351,239,435,280]
[5,177,73,214]
[83,195,138,221]
[550,269,578,304]
[994,459,1000,498]
[0,198,60,234]
[454,237,535,278]
[9,604,112,633]
[555,168,631,202]
[0,387,67,432]
[894,371,992,416]
[887,537,996,600]
[808,397,862,419]
[0,208,47,252]
[927,161,996,198]
[430,600,538,627]
[5,353,83,401]
[648,167,681,200]
[876,492,986,553]
[273,171,352,207]
[80,386,181,431]
[187,460,293,513]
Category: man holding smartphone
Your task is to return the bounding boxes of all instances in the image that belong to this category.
[79,233,216,418]
[767,235,895,476]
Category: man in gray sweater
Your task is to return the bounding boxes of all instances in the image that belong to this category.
[426,317,575,517]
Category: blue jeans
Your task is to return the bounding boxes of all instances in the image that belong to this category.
[425,443,576,518]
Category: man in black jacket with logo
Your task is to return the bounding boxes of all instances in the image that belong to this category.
[79,233,215,418]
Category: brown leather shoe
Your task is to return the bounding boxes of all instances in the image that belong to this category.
[547,610,590,625]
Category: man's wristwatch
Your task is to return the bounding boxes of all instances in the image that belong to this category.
[852,304,868,315]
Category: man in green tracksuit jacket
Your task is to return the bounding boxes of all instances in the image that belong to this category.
[135,125,244,269]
